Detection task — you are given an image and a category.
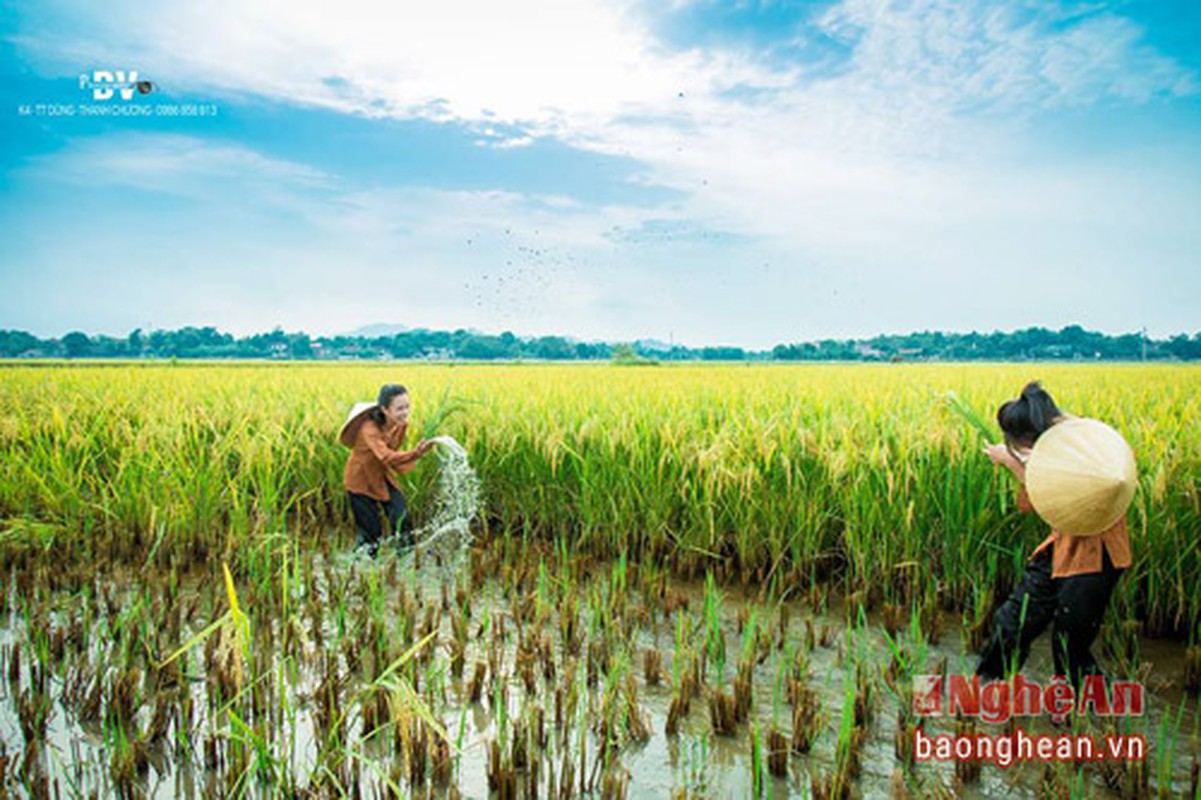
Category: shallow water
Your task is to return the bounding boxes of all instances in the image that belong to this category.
[0,546,1196,799]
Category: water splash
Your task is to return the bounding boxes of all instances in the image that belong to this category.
[406,435,481,565]
[349,435,481,571]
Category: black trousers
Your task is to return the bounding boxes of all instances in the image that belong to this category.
[348,485,413,555]
[976,546,1123,690]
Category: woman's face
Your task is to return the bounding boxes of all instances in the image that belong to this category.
[382,392,411,426]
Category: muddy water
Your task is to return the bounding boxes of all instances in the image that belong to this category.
[0,548,1197,799]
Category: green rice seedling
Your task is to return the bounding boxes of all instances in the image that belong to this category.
[666,610,696,735]
[1036,759,1087,800]
[812,673,860,800]
[749,719,766,797]
[672,734,711,799]
[226,707,284,792]
[733,607,769,722]
[106,721,150,794]
[1184,623,1200,696]
[881,607,930,770]
[15,686,51,747]
[842,605,875,729]
[1153,698,1190,798]
[699,573,740,736]
[836,671,864,774]
[702,572,726,683]
[1100,617,1144,680]
[593,652,645,762]
[560,592,582,659]
[534,559,554,627]
[766,650,790,777]
[964,578,995,652]
[449,604,470,680]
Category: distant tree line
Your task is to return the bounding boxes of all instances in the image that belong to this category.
[1,324,1199,362]
[771,325,1201,362]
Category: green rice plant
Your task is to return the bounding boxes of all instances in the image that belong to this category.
[2,362,1198,631]
[749,718,766,799]
[674,733,711,798]
[702,572,726,684]
[942,390,996,444]
[1,360,1200,796]
[227,707,282,791]
[1153,697,1190,797]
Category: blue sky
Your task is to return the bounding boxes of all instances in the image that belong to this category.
[1,0,1198,347]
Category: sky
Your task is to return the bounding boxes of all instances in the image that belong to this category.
[0,0,1198,348]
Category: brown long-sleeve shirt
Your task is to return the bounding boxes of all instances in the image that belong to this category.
[343,417,419,501]
[1017,484,1132,578]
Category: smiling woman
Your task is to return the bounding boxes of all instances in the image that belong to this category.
[339,383,434,556]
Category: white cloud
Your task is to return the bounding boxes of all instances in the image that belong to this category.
[13,1,1195,205]
[18,132,332,196]
[23,1,1185,145]
[6,0,1200,343]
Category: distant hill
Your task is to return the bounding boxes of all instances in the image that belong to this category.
[345,323,409,338]
[634,338,674,353]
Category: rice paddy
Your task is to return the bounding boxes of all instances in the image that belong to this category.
[0,362,1198,797]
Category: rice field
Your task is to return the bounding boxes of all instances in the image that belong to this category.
[0,362,1199,798]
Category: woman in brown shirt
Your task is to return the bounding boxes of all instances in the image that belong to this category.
[975,382,1132,690]
[340,384,434,556]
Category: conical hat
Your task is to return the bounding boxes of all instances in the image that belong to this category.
[1025,417,1137,536]
[338,401,377,447]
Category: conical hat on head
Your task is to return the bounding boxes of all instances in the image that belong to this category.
[338,401,377,447]
[1025,417,1138,536]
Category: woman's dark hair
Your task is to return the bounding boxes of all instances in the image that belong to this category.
[371,384,408,425]
[997,381,1061,448]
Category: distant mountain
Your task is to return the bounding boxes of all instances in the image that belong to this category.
[346,323,409,337]
[635,338,675,352]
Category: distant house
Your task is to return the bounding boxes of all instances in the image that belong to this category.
[270,343,288,359]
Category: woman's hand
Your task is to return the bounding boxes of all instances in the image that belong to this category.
[395,440,435,467]
[983,442,1027,481]
[983,443,1013,466]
